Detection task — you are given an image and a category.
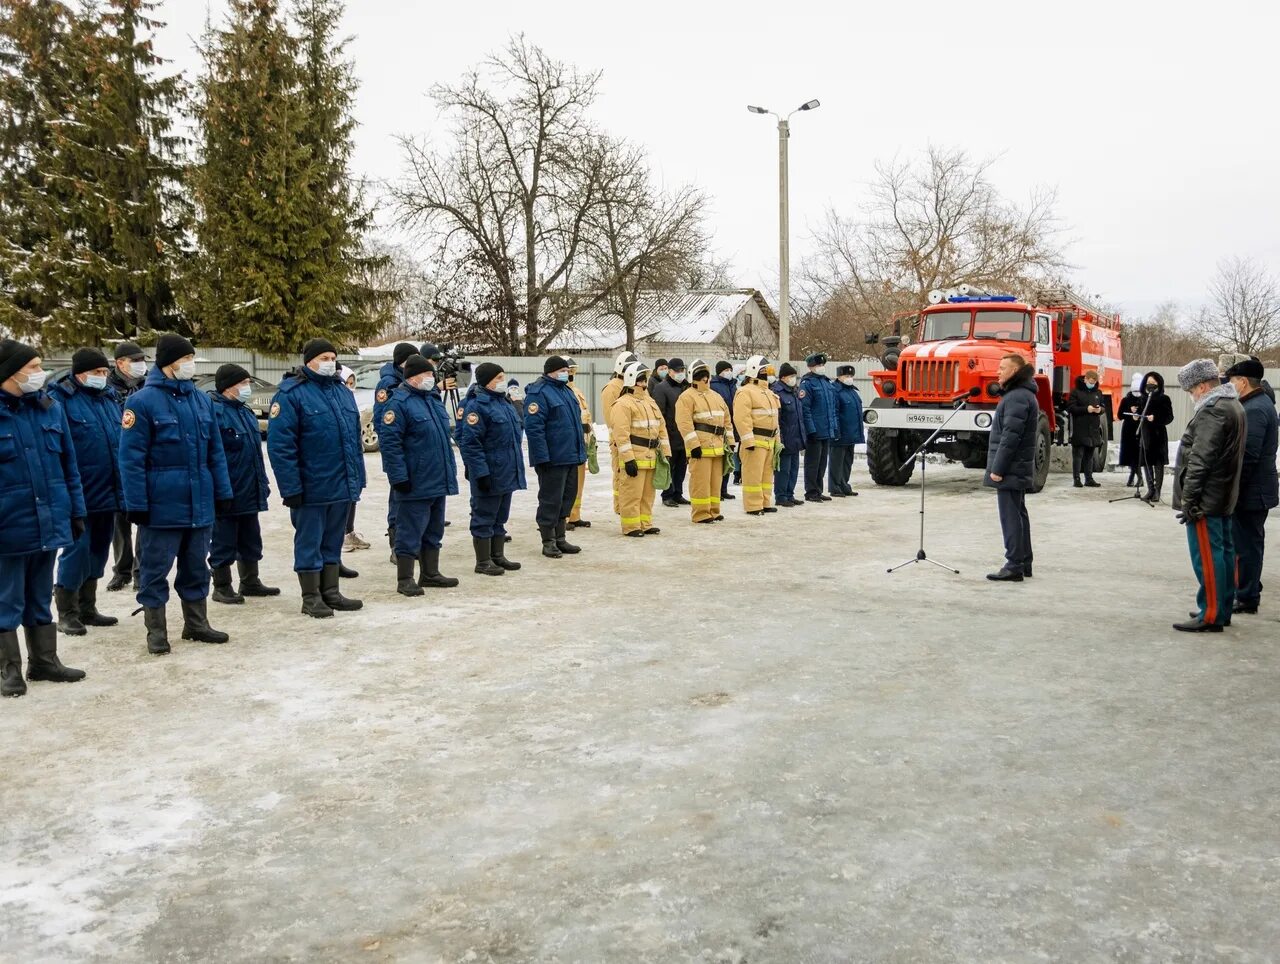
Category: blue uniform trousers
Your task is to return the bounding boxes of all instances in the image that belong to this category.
[56,511,116,589]
[470,492,512,539]
[803,438,831,498]
[774,450,800,502]
[1232,508,1268,608]
[137,526,213,608]
[387,487,399,533]
[210,514,265,569]
[534,464,577,529]
[1188,515,1236,627]
[0,550,56,631]
[828,444,855,496]
[290,502,348,573]
[394,496,446,556]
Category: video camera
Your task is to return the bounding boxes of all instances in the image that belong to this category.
[434,344,472,382]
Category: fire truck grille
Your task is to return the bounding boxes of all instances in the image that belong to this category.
[902,360,960,398]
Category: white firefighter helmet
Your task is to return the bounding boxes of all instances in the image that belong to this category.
[613,350,639,375]
[744,355,772,380]
[688,358,710,380]
[622,361,651,389]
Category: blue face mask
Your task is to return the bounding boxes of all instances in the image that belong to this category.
[554,372,570,383]
[238,384,253,403]
[84,374,108,391]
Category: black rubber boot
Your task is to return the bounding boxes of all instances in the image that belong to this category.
[211,566,244,605]
[396,555,425,596]
[299,571,333,618]
[237,560,280,597]
[554,521,581,554]
[25,623,86,682]
[54,585,87,637]
[418,548,459,588]
[181,599,229,644]
[540,526,563,559]
[78,580,118,627]
[387,525,397,564]
[491,535,520,571]
[106,572,129,592]
[338,562,359,579]
[473,537,505,576]
[143,606,170,654]
[1,629,26,697]
[321,563,362,611]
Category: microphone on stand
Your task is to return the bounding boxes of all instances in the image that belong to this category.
[951,386,981,407]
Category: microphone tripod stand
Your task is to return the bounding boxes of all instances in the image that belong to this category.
[1109,387,1158,508]
[888,394,975,575]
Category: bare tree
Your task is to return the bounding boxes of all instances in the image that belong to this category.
[391,35,604,354]
[1196,256,1280,355]
[1120,300,1215,366]
[803,146,1068,346]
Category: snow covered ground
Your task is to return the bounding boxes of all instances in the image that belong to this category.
[3,452,1278,962]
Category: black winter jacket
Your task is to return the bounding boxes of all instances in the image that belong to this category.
[651,375,690,456]
[1172,385,1246,517]
[1236,387,1279,512]
[1067,375,1106,447]
[1117,387,1144,468]
[1138,371,1174,467]
[984,365,1040,491]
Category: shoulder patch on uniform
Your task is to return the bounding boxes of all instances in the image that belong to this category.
[798,389,806,398]
[376,388,388,403]
[466,411,480,425]
[456,407,464,420]
[269,402,281,419]
[527,402,539,415]
[383,409,396,425]
[121,409,136,429]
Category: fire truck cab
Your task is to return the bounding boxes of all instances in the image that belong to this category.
[863,286,1123,492]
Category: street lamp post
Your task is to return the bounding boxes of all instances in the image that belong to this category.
[749,99,820,366]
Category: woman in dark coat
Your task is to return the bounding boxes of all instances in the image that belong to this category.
[1067,370,1106,487]
[1138,370,1174,502]
[1116,373,1145,485]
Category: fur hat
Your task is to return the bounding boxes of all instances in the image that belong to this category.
[1177,358,1220,391]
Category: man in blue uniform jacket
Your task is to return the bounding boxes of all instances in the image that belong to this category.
[373,342,421,560]
[209,364,279,606]
[120,334,234,655]
[49,348,124,637]
[0,339,87,697]
[268,338,367,619]
[771,363,806,508]
[458,362,525,576]
[828,364,865,497]
[524,356,587,559]
[379,354,460,596]
[799,352,839,503]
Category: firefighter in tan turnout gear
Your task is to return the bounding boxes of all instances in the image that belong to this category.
[566,357,593,530]
[600,350,637,516]
[675,359,734,524]
[733,355,781,516]
[609,362,670,537]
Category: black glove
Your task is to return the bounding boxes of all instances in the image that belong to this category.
[126,510,150,526]
[282,493,304,509]
[689,446,703,460]
[583,424,593,436]
[1176,506,1202,526]
[478,474,492,493]
[71,517,86,540]
[392,480,412,494]
[624,460,639,478]
[215,499,235,515]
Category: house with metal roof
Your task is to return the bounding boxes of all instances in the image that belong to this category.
[550,289,779,360]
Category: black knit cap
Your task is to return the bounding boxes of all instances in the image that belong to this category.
[114,341,145,361]
[715,360,733,374]
[402,354,434,380]
[215,363,253,394]
[0,338,39,385]
[72,348,111,375]
[779,362,798,378]
[155,334,196,371]
[393,343,419,367]
[836,364,856,377]
[806,352,827,367]
[302,338,337,364]
[474,362,504,388]
[655,358,668,369]
[544,355,571,375]
[1225,357,1265,380]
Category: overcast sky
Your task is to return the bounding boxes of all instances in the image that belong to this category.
[159,0,1279,319]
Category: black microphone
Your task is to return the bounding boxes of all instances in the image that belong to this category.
[951,386,981,406]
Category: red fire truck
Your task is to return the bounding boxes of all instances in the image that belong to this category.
[864,286,1124,492]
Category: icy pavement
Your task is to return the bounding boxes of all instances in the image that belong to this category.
[3,454,1278,962]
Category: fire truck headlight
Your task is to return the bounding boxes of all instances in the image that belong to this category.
[882,381,896,396]
[975,412,992,428]
[864,410,878,424]
[986,382,1001,397]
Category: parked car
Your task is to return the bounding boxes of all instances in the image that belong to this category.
[194,373,277,436]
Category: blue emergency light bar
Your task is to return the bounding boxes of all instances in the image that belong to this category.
[945,295,1019,303]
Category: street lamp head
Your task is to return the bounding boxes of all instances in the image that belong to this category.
[747,105,769,114]
[798,99,821,111]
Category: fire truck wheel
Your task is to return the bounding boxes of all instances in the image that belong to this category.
[1092,412,1109,473]
[866,428,915,486]
[1030,414,1051,493]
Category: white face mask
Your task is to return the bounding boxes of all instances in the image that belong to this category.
[784,376,798,388]
[128,361,147,379]
[19,369,47,394]
[315,360,337,378]
[812,367,827,376]
[421,376,436,393]
[671,371,687,384]
[767,375,777,384]
[84,374,108,391]
[173,361,197,381]
[509,387,524,401]
[839,376,855,386]
[237,383,253,403]
[490,378,508,395]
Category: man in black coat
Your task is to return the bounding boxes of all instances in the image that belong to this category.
[652,358,690,507]
[1225,357,1278,615]
[1067,370,1106,487]
[985,355,1040,582]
